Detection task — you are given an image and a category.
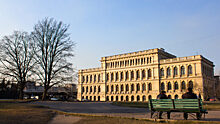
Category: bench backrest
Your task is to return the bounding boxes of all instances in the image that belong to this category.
[149,99,202,111]
[149,99,173,110]
[174,99,200,109]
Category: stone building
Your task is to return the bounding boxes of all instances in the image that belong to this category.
[77,48,215,101]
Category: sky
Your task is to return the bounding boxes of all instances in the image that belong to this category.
[0,0,220,74]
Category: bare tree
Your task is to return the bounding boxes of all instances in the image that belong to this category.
[0,31,36,99]
[32,18,75,100]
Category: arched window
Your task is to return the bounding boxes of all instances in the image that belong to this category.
[121,96,124,101]
[82,87,85,93]
[116,96,118,101]
[116,85,119,92]
[111,96,114,101]
[160,68,164,77]
[131,71,134,80]
[106,85,109,92]
[121,84,124,91]
[174,67,178,76]
[94,96,96,101]
[131,96,134,101]
[115,72,119,81]
[90,86,92,92]
[142,70,146,79]
[125,71,129,80]
[125,60,127,66]
[174,82,178,90]
[175,95,178,99]
[137,95,140,101]
[126,96,129,101]
[94,75,96,82]
[188,65,193,75]
[136,70,140,80]
[136,84,140,91]
[142,83,146,91]
[111,73,114,81]
[181,66,185,75]
[98,86,101,92]
[131,84,134,91]
[181,81,186,90]
[106,96,109,101]
[168,95,171,99]
[111,85,114,92]
[167,67,171,77]
[137,59,140,65]
[161,82,165,91]
[147,57,149,64]
[148,83,152,91]
[94,86,96,92]
[98,74,100,82]
[86,75,88,83]
[120,72,124,81]
[148,69,152,78]
[90,75,92,83]
[82,76,85,83]
[142,95,146,101]
[168,82,171,90]
[126,84,129,92]
[90,96,92,100]
[86,86,88,92]
[106,73,109,82]
[188,81,193,89]
[130,60,133,66]
[148,95,152,100]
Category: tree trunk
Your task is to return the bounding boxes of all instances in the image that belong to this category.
[18,83,24,99]
[42,88,48,101]
[19,90,24,99]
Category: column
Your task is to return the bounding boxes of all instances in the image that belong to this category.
[186,64,189,76]
[194,63,196,76]
[179,65,181,78]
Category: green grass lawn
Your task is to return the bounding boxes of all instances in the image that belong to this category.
[112,101,149,108]
[0,101,54,124]
[112,101,220,110]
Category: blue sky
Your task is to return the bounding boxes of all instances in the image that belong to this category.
[0,0,220,74]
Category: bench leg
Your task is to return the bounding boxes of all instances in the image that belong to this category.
[167,112,171,119]
[184,112,188,120]
[151,111,154,118]
[196,113,202,120]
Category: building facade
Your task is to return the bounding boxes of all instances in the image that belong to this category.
[77,48,215,101]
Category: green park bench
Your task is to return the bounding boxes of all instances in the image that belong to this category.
[148,99,208,120]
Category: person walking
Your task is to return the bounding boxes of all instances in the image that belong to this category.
[182,88,198,120]
[157,91,170,119]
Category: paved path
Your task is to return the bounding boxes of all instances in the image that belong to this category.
[48,115,82,124]
[30,101,220,121]
[30,101,147,113]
